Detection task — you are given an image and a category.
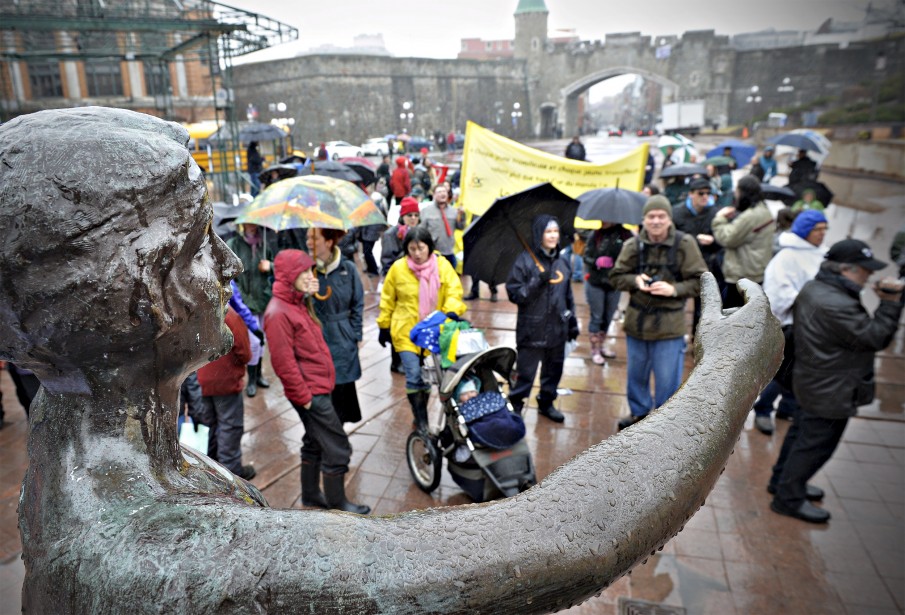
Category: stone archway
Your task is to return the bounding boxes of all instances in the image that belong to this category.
[559,65,681,137]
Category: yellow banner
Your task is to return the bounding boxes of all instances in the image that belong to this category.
[458,121,649,217]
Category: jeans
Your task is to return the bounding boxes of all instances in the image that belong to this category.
[584,283,621,335]
[441,253,457,270]
[625,336,686,417]
[753,380,800,417]
[399,350,427,393]
[203,393,245,474]
[560,246,583,281]
[292,395,352,476]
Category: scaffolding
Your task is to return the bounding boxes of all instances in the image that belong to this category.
[0,0,298,202]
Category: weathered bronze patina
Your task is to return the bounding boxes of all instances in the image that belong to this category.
[0,107,782,614]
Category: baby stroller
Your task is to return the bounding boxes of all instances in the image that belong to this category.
[406,312,536,502]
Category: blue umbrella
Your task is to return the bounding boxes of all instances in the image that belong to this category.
[706,140,756,167]
[767,133,823,153]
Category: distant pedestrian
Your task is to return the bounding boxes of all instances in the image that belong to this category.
[791,188,825,213]
[419,183,463,269]
[788,149,818,186]
[226,223,277,397]
[582,222,634,364]
[197,306,256,481]
[711,176,774,308]
[316,142,329,161]
[389,155,411,206]
[564,136,586,161]
[246,141,264,196]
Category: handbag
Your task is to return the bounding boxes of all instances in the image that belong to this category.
[572,234,587,256]
[178,404,210,453]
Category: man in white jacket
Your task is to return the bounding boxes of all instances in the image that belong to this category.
[754,210,828,435]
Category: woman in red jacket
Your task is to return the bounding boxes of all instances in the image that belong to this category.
[264,249,370,514]
[389,155,411,206]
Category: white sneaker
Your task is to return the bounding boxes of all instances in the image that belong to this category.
[592,353,606,365]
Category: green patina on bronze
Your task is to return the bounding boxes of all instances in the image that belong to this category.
[0,107,782,614]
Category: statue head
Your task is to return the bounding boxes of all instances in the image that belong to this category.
[0,107,241,394]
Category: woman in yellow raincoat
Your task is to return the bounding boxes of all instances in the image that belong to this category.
[377,226,466,431]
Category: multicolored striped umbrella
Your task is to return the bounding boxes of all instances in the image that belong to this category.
[235,175,385,231]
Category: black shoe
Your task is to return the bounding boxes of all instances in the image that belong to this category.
[538,405,565,423]
[775,411,794,421]
[489,291,498,303]
[464,291,480,301]
[236,464,256,480]
[617,414,647,431]
[245,381,257,397]
[301,462,328,508]
[770,499,830,523]
[256,375,270,388]
[766,483,824,501]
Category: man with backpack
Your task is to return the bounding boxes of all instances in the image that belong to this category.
[610,195,708,430]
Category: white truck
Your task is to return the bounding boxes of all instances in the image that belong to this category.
[659,100,705,136]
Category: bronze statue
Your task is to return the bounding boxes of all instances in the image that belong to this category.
[0,107,782,614]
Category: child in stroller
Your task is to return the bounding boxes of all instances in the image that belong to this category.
[406,313,536,502]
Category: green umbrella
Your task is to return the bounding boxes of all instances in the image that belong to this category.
[703,155,735,168]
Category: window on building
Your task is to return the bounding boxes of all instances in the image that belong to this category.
[143,61,169,98]
[85,61,124,97]
[28,61,63,98]
[485,41,493,51]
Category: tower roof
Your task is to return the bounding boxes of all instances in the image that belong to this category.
[514,0,548,14]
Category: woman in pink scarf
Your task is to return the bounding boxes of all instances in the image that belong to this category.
[377,226,466,431]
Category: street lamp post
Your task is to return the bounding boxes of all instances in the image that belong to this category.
[511,102,523,135]
[745,85,762,129]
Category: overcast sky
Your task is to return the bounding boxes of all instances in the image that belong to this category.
[225,0,892,97]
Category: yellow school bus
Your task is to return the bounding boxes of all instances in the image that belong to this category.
[183,121,292,175]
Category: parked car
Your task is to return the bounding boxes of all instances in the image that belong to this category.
[361,137,389,156]
[325,140,363,160]
[636,128,655,136]
[406,136,433,153]
[607,127,623,137]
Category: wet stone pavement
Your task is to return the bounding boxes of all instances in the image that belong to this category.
[0,277,902,614]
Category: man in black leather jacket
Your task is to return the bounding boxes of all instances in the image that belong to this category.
[769,239,903,523]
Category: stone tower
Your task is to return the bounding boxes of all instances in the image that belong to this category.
[513,0,548,59]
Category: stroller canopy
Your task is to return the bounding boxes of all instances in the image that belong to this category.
[440,346,517,399]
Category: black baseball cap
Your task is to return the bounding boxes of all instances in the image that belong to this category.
[826,239,888,270]
[688,178,711,192]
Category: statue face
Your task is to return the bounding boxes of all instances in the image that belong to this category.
[158,169,243,371]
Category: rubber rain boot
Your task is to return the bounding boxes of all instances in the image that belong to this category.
[323,473,370,515]
[255,362,270,389]
[301,461,328,509]
[407,391,429,433]
[245,366,257,397]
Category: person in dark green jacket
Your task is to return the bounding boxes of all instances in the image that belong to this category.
[227,223,278,397]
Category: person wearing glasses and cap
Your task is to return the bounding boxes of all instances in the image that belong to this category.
[769,239,903,523]
[672,177,724,334]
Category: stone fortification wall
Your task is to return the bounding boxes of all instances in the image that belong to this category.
[231,55,529,146]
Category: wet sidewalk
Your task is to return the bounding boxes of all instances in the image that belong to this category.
[0,281,902,614]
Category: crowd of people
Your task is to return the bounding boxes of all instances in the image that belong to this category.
[4,132,902,529]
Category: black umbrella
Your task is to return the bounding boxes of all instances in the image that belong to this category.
[576,187,646,226]
[790,180,834,207]
[463,183,579,287]
[760,183,797,205]
[339,156,377,186]
[659,163,707,178]
[767,133,823,153]
[259,163,298,184]
[299,160,363,183]
[212,202,250,240]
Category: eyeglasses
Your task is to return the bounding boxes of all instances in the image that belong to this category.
[694,190,711,196]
